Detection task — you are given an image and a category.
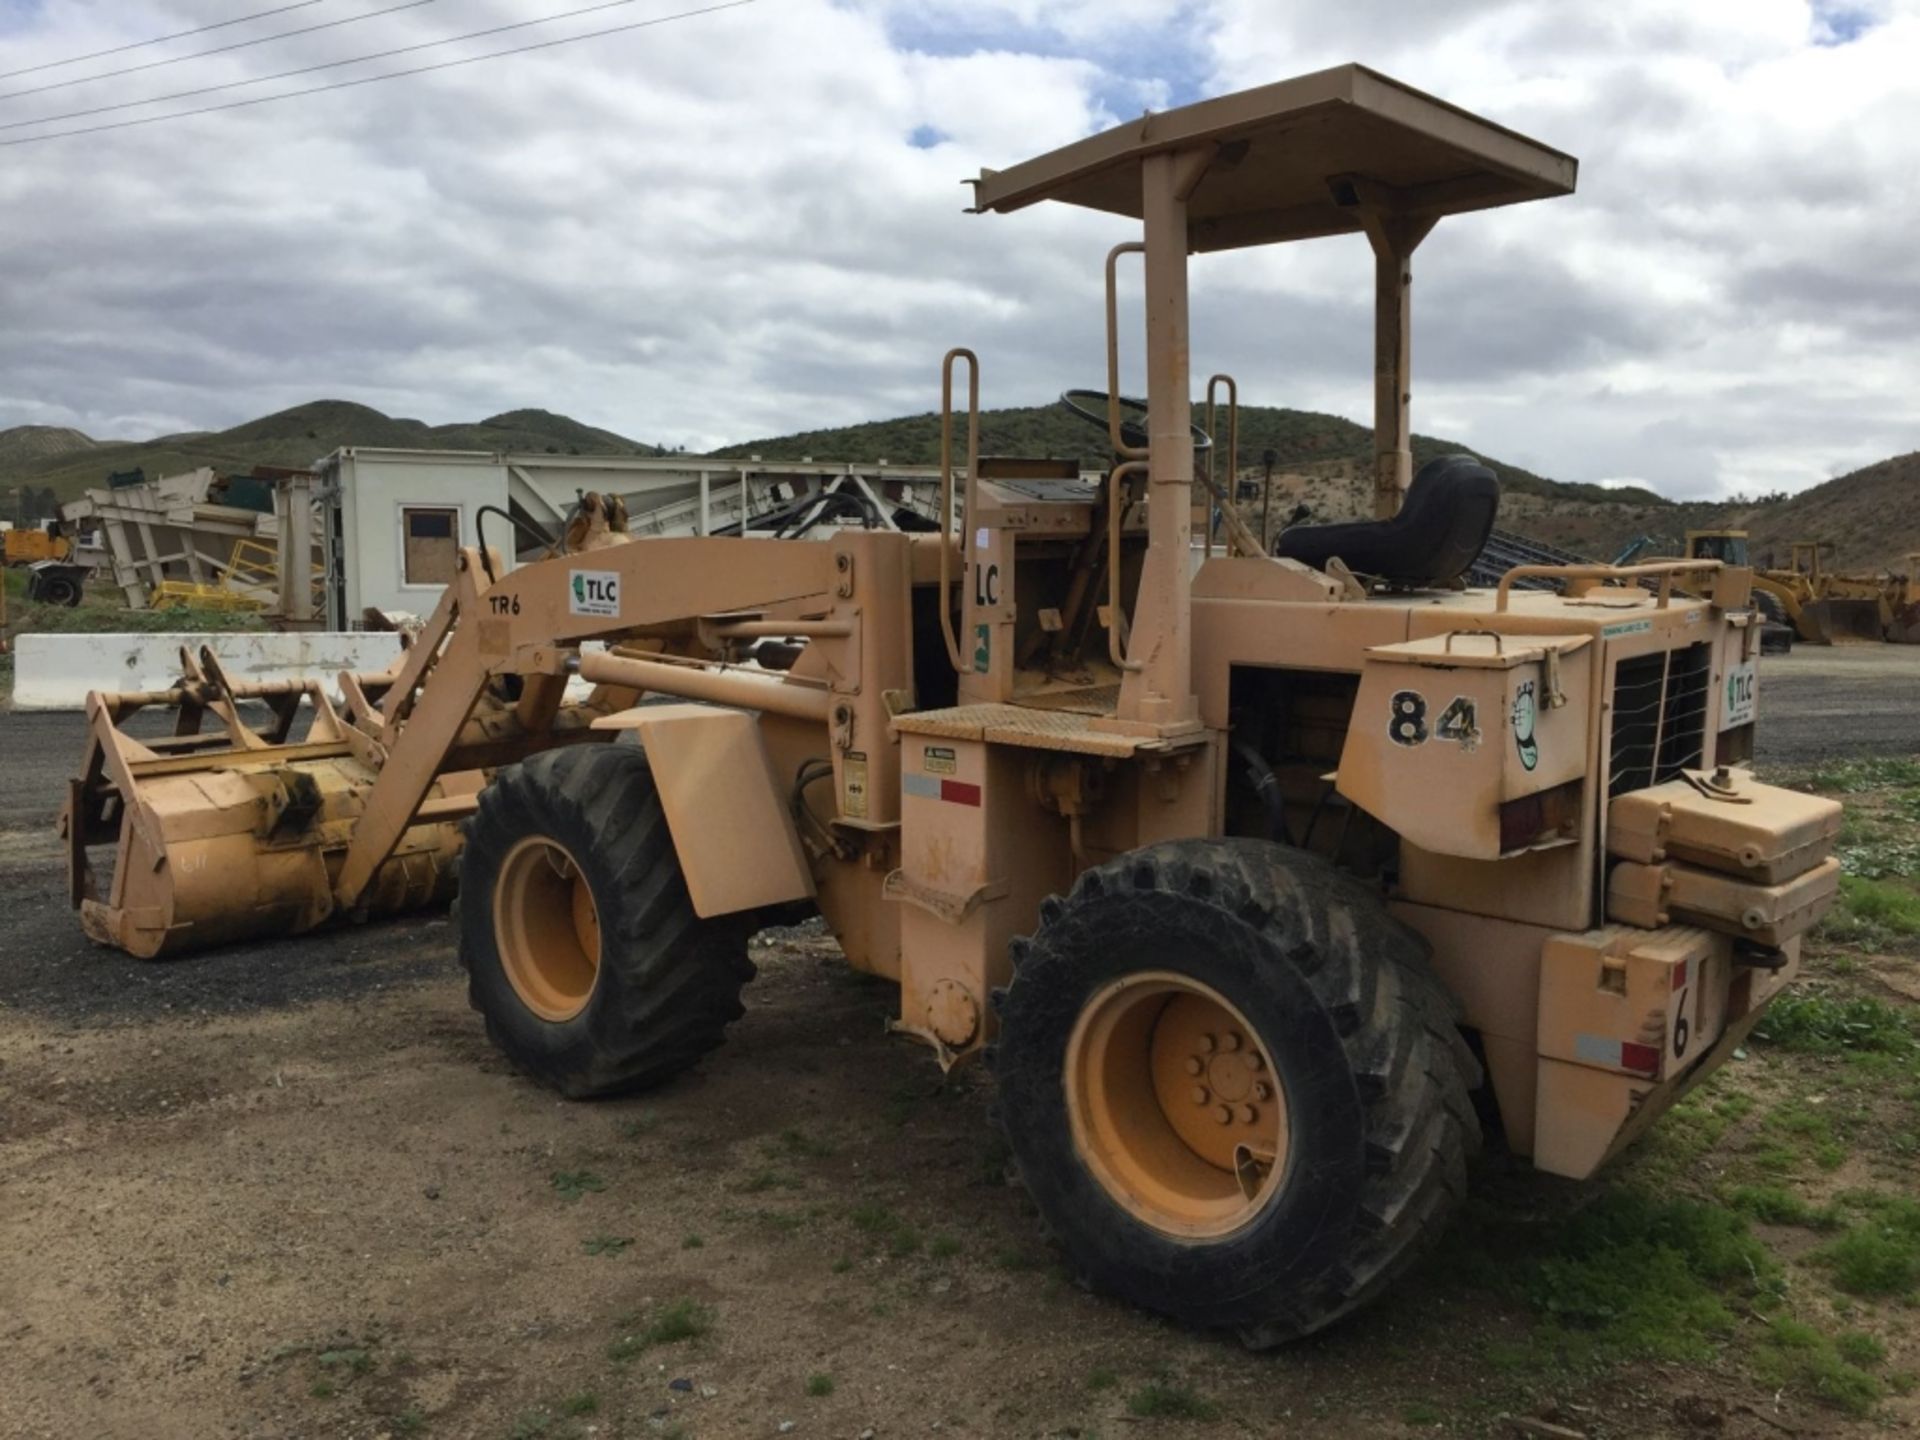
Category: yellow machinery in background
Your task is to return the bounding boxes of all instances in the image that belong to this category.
[1683,531,1892,644]
[3,525,74,566]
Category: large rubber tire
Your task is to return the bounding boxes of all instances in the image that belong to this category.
[992,838,1480,1345]
[458,743,756,1098]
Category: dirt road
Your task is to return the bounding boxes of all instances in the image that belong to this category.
[1,678,1914,1439]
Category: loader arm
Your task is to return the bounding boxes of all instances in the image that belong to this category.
[330,537,855,911]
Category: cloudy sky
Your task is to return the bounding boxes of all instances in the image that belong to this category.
[0,0,1913,498]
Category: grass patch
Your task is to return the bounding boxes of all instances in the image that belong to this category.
[607,1298,714,1361]
[1442,1189,1779,1371]
[550,1170,606,1202]
[1802,757,1920,793]
[735,1168,798,1194]
[581,1235,633,1256]
[391,1407,427,1435]
[1126,1381,1221,1421]
[1820,1208,1920,1298]
[507,1411,552,1440]
[848,1200,920,1256]
[681,1232,705,1249]
[1400,1400,1447,1425]
[1754,1317,1882,1417]
[928,1233,962,1259]
[1754,992,1918,1056]
[563,1392,598,1416]
[779,1126,836,1159]
[1726,1184,1840,1230]
[806,1373,835,1397]
[1835,875,1920,937]
[1087,1365,1118,1392]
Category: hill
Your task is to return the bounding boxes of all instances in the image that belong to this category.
[7,393,1913,576]
[0,424,107,470]
[3,401,664,501]
[711,402,1666,509]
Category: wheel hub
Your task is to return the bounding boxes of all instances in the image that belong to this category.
[493,836,601,1023]
[1064,972,1291,1238]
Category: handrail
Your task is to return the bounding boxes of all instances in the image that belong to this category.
[938,347,980,671]
[1203,373,1238,559]
[1104,243,1149,462]
[1494,558,1723,613]
[1107,461,1150,671]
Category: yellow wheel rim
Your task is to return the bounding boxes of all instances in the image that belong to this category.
[1064,971,1290,1239]
[493,836,601,1022]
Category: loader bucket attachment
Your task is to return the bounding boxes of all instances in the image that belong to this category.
[1801,598,1885,645]
[62,646,471,959]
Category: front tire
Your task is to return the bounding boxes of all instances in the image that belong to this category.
[992,838,1479,1344]
[458,744,756,1098]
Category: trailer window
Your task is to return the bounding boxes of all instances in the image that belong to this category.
[402,507,458,585]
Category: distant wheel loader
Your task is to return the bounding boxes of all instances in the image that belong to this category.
[63,66,1843,1343]
[1683,531,1898,645]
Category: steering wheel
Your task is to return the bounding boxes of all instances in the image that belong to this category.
[1060,389,1213,456]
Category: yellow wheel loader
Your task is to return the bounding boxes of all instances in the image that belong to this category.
[62,66,1843,1344]
[1684,531,1890,644]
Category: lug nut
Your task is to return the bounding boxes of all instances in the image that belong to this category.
[1253,1082,1272,1102]
[1199,1033,1217,1053]
[1190,1086,1209,1105]
[1238,1104,1258,1124]
[1222,1032,1242,1052]
[1214,1105,1232,1125]
[1247,1053,1264,1072]
[1184,1056,1203,1076]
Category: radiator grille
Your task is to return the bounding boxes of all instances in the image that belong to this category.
[1607,643,1711,797]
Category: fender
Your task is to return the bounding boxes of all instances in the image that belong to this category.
[589,702,815,917]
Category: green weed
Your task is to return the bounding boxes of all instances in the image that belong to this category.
[550,1170,606,1202]
[391,1408,427,1435]
[1127,1381,1221,1421]
[316,1347,374,1375]
[928,1233,962,1259]
[779,1127,836,1159]
[1087,1365,1118,1392]
[607,1298,714,1361]
[806,1373,835,1397]
[1400,1400,1447,1425]
[581,1235,633,1256]
[682,1233,705,1249]
[736,1168,797,1194]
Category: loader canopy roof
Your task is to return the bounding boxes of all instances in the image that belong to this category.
[968,63,1577,252]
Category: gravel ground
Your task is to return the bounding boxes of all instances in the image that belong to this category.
[0,646,1914,1439]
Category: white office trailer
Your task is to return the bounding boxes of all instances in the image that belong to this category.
[313,448,980,627]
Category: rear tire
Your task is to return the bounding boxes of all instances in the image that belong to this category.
[992,838,1479,1344]
[458,743,756,1098]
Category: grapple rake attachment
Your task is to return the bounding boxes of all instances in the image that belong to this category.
[62,644,472,959]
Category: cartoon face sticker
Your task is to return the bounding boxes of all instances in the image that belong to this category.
[1511,680,1539,772]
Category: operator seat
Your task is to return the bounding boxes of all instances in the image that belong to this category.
[1273,453,1500,588]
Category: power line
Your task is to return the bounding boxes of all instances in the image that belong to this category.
[0,1,329,82]
[0,0,441,103]
[0,0,758,147]
[4,0,649,132]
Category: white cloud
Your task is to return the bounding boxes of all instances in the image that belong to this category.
[0,0,1913,499]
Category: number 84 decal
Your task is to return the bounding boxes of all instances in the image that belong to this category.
[1388,690,1481,752]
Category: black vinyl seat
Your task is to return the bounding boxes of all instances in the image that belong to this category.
[1273,454,1500,588]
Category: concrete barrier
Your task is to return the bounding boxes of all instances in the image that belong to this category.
[11,632,405,711]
